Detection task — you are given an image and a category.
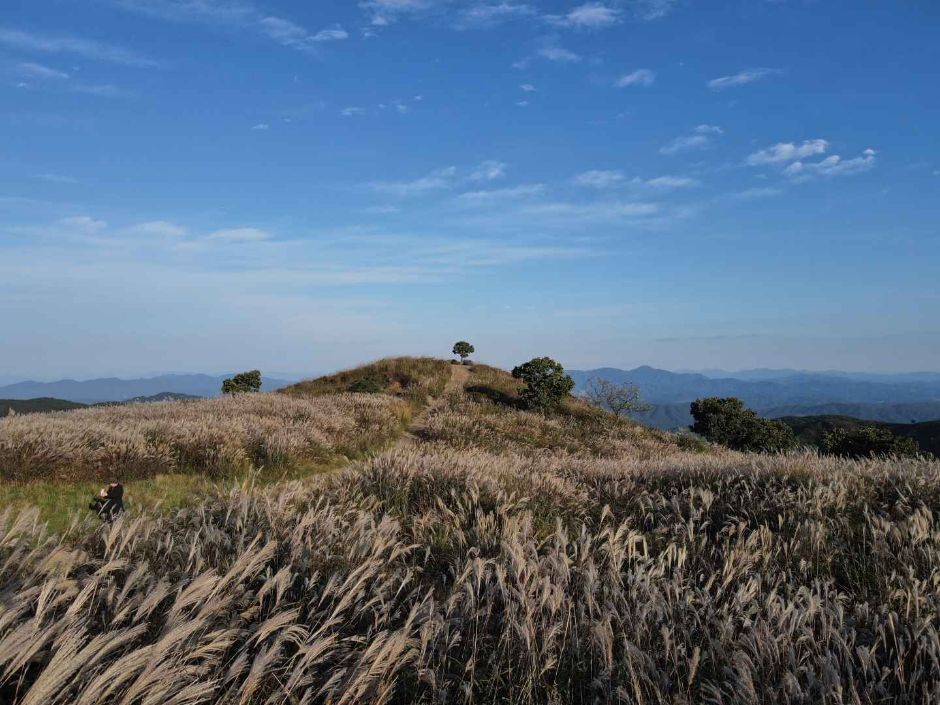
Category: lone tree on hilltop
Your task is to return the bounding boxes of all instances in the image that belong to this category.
[690,397,796,453]
[452,341,475,362]
[585,377,650,417]
[222,370,262,395]
[822,426,921,459]
[512,357,574,411]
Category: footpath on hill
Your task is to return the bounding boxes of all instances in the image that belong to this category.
[399,363,470,447]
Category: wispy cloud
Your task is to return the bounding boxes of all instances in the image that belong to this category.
[15,61,69,80]
[708,67,781,90]
[746,139,877,181]
[251,123,270,130]
[372,166,458,196]
[660,124,723,155]
[546,3,621,29]
[520,83,536,92]
[205,227,273,242]
[455,3,536,29]
[456,184,545,203]
[0,28,159,67]
[785,149,877,180]
[615,68,655,87]
[628,0,679,21]
[536,46,582,63]
[469,160,507,181]
[640,175,698,189]
[574,170,625,188]
[110,1,345,52]
[747,139,829,165]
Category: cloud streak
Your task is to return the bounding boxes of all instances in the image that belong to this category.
[0,28,159,67]
[708,68,781,90]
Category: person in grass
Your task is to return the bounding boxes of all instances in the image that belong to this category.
[90,482,124,521]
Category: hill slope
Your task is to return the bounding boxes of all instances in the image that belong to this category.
[0,397,87,416]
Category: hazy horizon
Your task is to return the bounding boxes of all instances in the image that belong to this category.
[2,1,938,378]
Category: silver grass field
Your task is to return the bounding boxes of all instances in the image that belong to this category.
[0,360,938,704]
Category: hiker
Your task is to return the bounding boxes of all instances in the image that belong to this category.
[90,483,124,521]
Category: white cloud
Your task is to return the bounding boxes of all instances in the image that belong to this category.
[615,68,655,87]
[0,28,158,67]
[574,169,625,188]
[707,68,781,90]
[629,0,679,20]
[746,140,877,180]
[730,187,784,200]
[546,3,621,29]
[33,173,79,184]
[372,166,458,196]
[469,160,507,181]
[456,184,545,203]
[520,83,536,92]
[251,123,270,130]
[784,149,877,180]
[641,175,698,189]
[58,216,108,233]
[111,2,339,52]
[312,27,349,42]
[205,227,273,242]
[660,125,723,155]
[341,107,365,116]
[124,221,188,238]
[520,200,659,222]
[747,139,829,165]
[537,46,581,63]
[15,62,69,80]
[456,3,535,28]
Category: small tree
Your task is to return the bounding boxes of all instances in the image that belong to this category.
[585,377,650,417]
[511,357,574,411]
[221,370,262,395]
[452,341,475,362]
[690,397,796,453]
[822,426,921,459]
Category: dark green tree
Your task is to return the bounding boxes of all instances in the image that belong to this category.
[452,341,475,361]
[822,426,921,459]
[690,397,796,453]
[511,357,574,411]
[221,370,262,395]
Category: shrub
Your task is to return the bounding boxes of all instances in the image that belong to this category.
[584,377,650,417]
[348,372,386,394]
[690,397,797,453]
[221,369,261,394]
[452,341,475,361]
[822,426,921,458]
[511,357,574,411]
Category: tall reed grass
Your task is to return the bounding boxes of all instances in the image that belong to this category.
[0,393,409,482]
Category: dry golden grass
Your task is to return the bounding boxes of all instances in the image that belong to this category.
[282,356,452,406]
[0,392,410,483]
[1,358,939,703]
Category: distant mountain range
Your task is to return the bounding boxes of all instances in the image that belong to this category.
[0,374,292,404]
[569,367,940,430]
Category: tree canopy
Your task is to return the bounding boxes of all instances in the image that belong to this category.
[221,370,262,395]
[511,357,574,411]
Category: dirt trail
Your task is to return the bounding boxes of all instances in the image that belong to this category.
[399,364,470,447]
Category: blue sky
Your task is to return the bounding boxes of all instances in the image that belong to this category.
[1,0,938,379]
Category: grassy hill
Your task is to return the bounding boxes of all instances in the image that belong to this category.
[780,414,940,457]
[1,356,939,704]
